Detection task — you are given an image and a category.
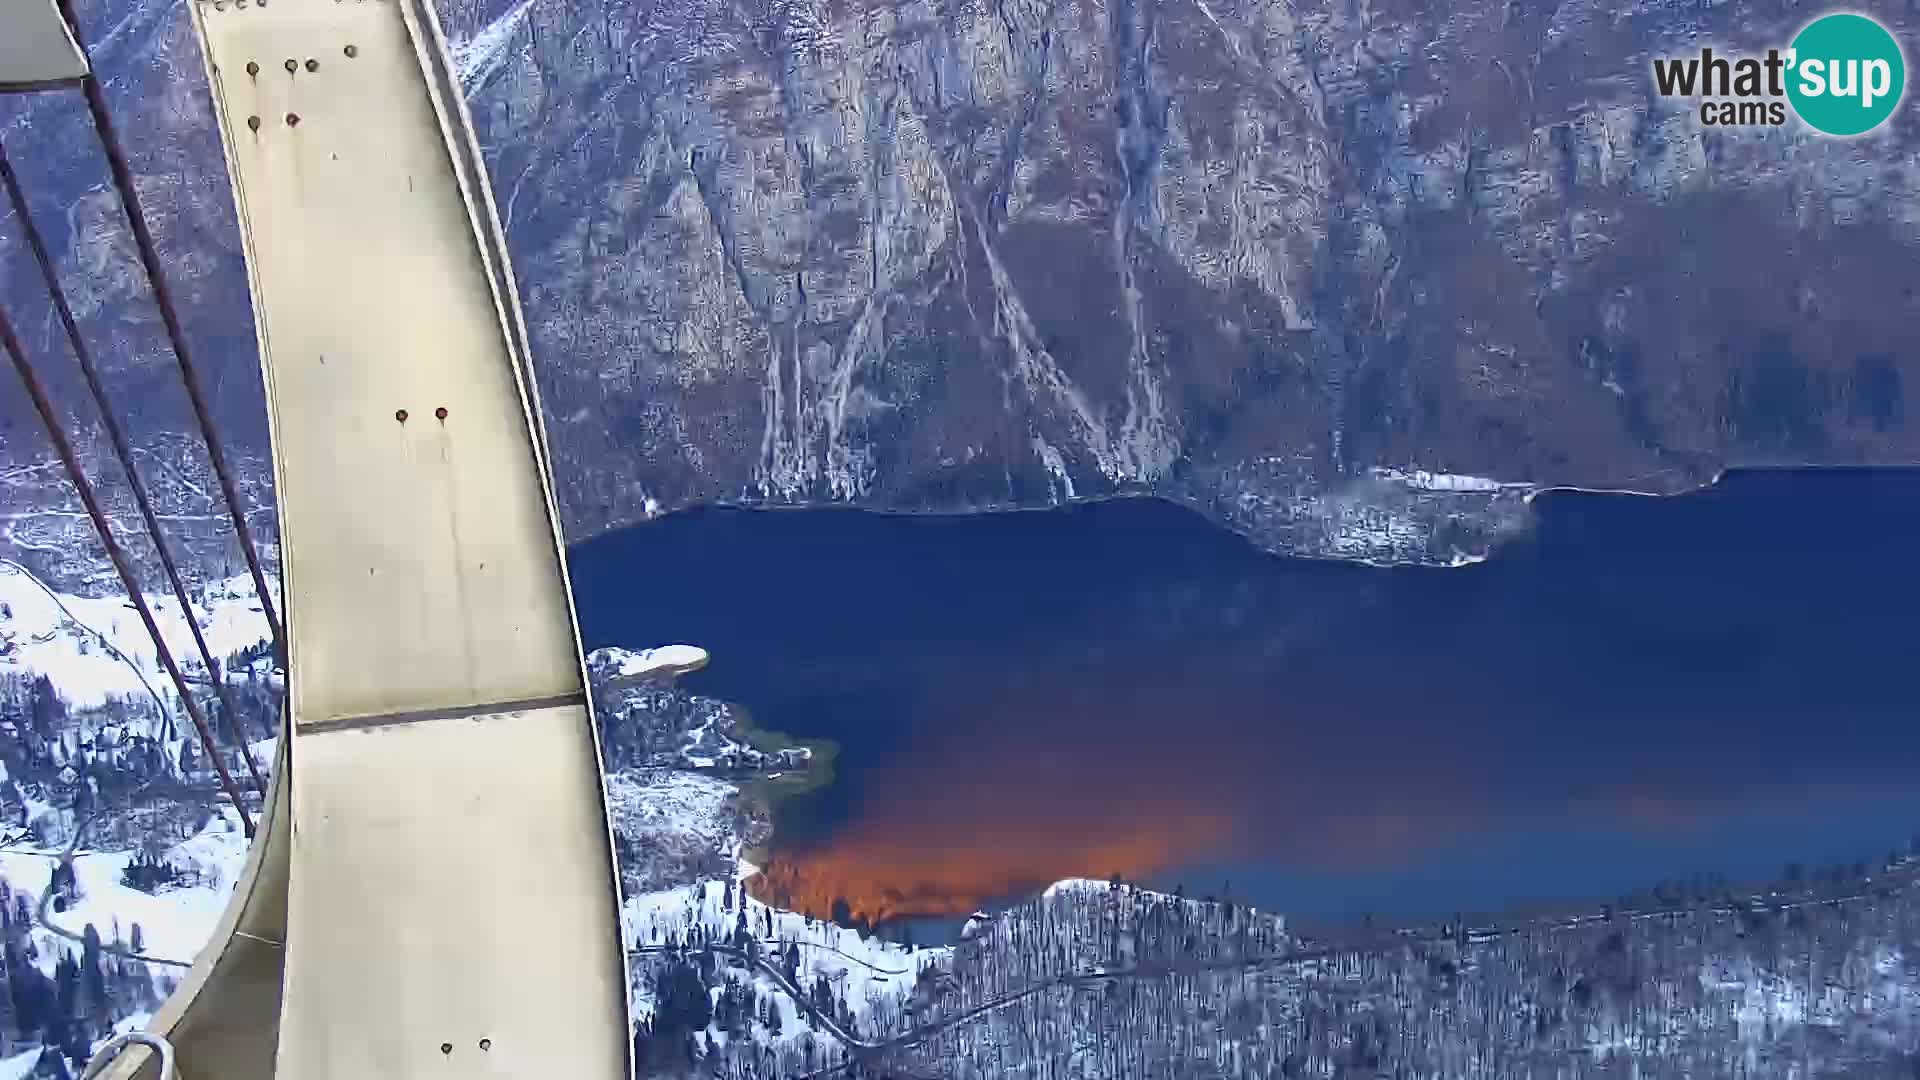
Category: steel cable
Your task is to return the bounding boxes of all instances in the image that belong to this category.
[53,0,287,669]
[0,139,268,795]
[0,301,254,837]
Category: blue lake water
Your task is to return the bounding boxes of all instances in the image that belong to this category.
[570,469,1920,923]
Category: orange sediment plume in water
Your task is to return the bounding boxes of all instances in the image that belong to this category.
[737,707,1480,923]
[745,727,1253,922]
[737,678,1890,924]
[749,804,1243,923]
[740,749,1844,924]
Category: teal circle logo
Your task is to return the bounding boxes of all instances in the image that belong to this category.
[1787,13,1906,136]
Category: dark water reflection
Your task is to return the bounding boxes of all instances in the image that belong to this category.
[570,470,1920,922]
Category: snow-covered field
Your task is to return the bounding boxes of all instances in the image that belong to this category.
[0,809,251,974]
[0,561,277,711]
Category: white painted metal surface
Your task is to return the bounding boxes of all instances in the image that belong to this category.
[0,0,88,88]
[277,702,626,1077]
[200,0,581,723]
[81,1032,176,1079]
[144,0,637,1075]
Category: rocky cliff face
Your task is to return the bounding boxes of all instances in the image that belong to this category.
[3,0,1917,587]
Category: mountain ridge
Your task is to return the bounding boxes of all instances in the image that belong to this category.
[5,0,1918,590]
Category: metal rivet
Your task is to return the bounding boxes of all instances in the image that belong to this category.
[285,113,300,127]
[396,409,409,423]
[478,1039,491,1052]
[439,1043,452,1055]
[435,407,448,420]
[247,115,261,131]
[284,58,297,73]
[305,59,318,72]
[246,61,259,76]
[344,45,359,57]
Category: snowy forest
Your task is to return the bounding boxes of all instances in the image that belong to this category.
[625,861,1920,1079]
[4,614,1920,1078]
[0,636,275,1078]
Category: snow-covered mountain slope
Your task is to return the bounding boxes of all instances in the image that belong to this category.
[605,768,743,895]
[628,878,945,1065]
[0,807,251,976]
[0,563,277,1073]
[0,812,252,1080]
[0,562,276,713]
[878,867,1920,1079]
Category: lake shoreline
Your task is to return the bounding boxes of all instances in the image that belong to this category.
[725,701,840,873]
[574,467,1920,926]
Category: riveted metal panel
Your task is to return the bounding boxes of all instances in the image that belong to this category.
[0,0,87,88]
[194,0,581,725]
[182,0,631,1076]
[276,703,627,1079]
